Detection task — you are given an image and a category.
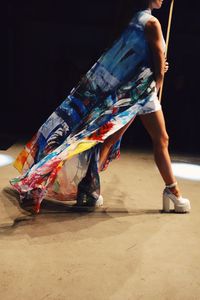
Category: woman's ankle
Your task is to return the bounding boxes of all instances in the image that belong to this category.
[164,181,181,197]
[167,186,181,198]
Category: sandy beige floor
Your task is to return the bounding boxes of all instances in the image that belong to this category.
[0,144,200,300]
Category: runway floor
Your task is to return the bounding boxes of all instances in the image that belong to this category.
[0,143,200,300]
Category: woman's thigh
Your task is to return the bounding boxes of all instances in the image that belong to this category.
[103,116,135,148]
[139,110,169,142]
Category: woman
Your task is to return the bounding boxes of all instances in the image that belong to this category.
[10,0,191,213]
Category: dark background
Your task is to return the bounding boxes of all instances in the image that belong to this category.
[3,0,200,154]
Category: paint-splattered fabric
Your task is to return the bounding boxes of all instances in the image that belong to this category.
[10,9,159,213]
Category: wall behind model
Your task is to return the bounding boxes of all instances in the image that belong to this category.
[4,0,200,153]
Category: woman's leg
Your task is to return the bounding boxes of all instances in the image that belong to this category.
[99,117,135,171]
[139,110,181,197]
[77,145,101,205]
[77,117,135,205]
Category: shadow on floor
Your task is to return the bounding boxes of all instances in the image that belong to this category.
[0,187,171,233]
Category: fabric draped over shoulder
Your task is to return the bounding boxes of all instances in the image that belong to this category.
[10,9,157,213]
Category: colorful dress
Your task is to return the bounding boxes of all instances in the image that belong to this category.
[10,9,160,213]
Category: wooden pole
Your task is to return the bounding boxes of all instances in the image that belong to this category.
[159,0,175,102]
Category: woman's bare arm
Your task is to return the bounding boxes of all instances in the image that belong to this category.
[144,18,165,92]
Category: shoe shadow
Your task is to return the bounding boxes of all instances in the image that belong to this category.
[1,187,172,232]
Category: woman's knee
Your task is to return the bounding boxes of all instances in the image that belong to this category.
[152,132,169,149]
[104,131,122,148]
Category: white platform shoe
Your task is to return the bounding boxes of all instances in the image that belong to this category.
[162,182,191,213]
[77,191,103,207]
[84,194,104,207]
[95,195,104,207]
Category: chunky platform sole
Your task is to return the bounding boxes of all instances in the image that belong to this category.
[162,192,191,213]
[77,192,104,207]
[95,195,104,207]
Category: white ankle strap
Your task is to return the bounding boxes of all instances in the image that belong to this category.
[165,182,177,189]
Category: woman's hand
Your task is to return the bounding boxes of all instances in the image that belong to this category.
[164,59,169,73]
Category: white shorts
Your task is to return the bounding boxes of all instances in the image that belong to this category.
[137,91,162,115]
